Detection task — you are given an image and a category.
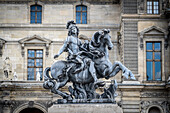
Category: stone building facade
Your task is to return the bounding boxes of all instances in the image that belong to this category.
[0,0,169,113]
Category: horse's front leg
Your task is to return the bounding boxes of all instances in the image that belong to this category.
[106,61,135,80]
[112,61,136,80]
[105,66,121,79]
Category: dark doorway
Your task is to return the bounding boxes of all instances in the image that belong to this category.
[19,108,44,113]
[148,107,161,113]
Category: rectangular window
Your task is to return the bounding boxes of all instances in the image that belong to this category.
[76,5,87,24]
[147,0,159,14]
[30,5,42,24]
[27,50,43,80]
[146,42,161,81]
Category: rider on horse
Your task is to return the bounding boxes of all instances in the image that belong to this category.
[54,20,102,85]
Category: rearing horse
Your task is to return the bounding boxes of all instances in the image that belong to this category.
[43,29,135,100]
[89,29,135,80]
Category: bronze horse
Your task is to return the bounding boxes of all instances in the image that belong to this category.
[43,29,135,100]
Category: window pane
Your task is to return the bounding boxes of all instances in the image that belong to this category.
[28,50,35,58]
[37,12,42,24]
[147,61,153,80]
[28,68,34,80]
[31,12,35,23]
[76,6,81,11]
[147,52,153,60]
[76,12,81,24]
[37,5,42,11]
[155,62,161,80]
[82,12,87,24]
[37,12,41,19]
[154,43,160,50]
[82,6,87,11]
[146,43,152,50]
[155,52,161,60]
[31,5,36,11]
[28,59,34,66]
[36,50,43,58]
[36,59,43,67]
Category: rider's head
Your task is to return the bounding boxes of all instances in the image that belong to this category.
[66,20,79,37]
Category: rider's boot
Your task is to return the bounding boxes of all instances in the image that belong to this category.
[73,56,84,73]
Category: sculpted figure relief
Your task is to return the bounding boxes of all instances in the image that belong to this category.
[3,57,12,79]
[43,21,135,103]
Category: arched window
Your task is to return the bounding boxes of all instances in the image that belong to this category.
[30,5,42,24]
[76,5,87,24]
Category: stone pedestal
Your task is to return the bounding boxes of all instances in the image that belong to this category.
[48,104,123,113]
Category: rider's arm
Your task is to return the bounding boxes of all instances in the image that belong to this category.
[54,40,69,58]
[57,41,68,55]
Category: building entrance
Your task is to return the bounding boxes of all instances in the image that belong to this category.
[148,107,161,113]
[19,108,44,113]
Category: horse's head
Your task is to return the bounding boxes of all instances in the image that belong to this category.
[92,29,113,50]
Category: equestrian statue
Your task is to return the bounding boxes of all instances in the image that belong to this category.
[43,20,135,103]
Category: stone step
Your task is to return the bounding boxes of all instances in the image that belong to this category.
[124,45,138,48]
[124,58,138,61]
[124,27,137,30]
[124,52,138,55]
[122,105,140,109]
[124,48,138,51]
[124,34,138,37]
[124,41,138,45]
[123,109,140,113]
[124,31,138,34]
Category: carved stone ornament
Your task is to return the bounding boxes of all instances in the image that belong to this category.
[0,38,6,57]
[141,92,168,98]
[117,32,123,63]
[137,0,144,14]
[3,57,12,79]
[141,101,170,113]
[0,100,48,113]
[139,26,168,49]
[18,35,51,57]
[43,20,136,104]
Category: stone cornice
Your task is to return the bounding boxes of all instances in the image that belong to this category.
[121,14,166,20]
[0,23,120,30]
[0,0,119,4]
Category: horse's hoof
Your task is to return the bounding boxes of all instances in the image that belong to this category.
[130,76,136,80]
[129,71,136,80]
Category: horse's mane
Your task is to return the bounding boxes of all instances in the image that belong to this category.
[92,29,110,44]
[92,31,102,44]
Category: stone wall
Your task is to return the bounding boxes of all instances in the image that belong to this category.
[0,1,121,81]
[0,0,170,113]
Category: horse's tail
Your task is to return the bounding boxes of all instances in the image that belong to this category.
[44,67,51,81]
[43,67,55,89]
